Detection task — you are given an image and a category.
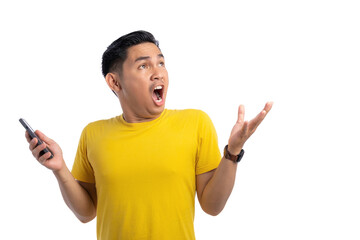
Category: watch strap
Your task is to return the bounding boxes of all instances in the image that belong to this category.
[224,145,245,163]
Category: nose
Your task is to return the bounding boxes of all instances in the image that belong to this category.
[150,67,165,81]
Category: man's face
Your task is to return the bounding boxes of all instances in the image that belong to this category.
[117,42,169,121]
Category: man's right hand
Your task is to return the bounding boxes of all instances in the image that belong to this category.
[25,130,96,223]
[26,130,65,172]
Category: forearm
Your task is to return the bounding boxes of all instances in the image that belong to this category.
[201,102,272,216]
[53,165,96,223]
[200,156,238,216]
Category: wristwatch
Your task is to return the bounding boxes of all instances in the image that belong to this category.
[224,145,245,163]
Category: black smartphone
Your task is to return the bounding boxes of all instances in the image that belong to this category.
[19,118,54,159]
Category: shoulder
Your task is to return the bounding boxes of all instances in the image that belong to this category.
[165,109,214,130]
[81,116,119,136]
[87,116,118,128]
[166,109,210,120]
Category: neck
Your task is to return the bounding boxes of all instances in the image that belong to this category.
[118,98,165,123]
[122,111,163,123]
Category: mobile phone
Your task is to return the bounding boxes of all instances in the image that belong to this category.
[19,118,54,159]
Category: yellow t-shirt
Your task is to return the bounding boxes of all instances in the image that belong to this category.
[71,109,221,240]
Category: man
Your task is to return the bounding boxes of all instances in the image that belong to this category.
[26,30,273,239]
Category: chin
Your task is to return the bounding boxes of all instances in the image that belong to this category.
[149,102,165,116]
[154,105,165,114]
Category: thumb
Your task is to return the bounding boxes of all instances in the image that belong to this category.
[236,105,245,124]
[35,130,52,144]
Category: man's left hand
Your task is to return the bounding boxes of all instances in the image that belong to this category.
[227,102,273,155]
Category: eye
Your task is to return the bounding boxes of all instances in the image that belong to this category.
[138,64,146,70]
[159,62,165,67]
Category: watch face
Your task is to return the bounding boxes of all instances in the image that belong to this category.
[237,149,245,162]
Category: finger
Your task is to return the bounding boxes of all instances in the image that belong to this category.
[38,151,52,165]
[248,108,268,133]
[236,105,245,124]
[25,131,32,143]
[29,138,38,151]
[32,142,47,159]
[248,102,274,134]
[35,130,52,144]
[264,101,274,113]
[257,101,274,124]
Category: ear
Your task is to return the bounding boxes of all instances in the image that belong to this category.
[105,73,122,94]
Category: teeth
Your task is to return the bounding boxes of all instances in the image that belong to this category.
[154,86,163,103]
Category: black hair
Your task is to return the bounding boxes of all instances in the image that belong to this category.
[101,30,160,78]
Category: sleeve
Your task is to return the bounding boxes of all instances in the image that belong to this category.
[71,125,96,183]
[195,110,222,175]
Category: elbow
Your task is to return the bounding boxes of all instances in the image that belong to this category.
[78,214,96,223]
[79,218,89,224]
[205,209,222,216]
[76,210,96,224]
[79,218,92,224]
[206,211,219,216]
[201,204,223,216]
[200,195,227,216]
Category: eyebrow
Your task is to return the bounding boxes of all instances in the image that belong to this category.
[134,54,164,62]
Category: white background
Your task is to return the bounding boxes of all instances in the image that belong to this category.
[1,0,359,239]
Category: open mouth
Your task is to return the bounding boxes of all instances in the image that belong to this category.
[152,85,164,103]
